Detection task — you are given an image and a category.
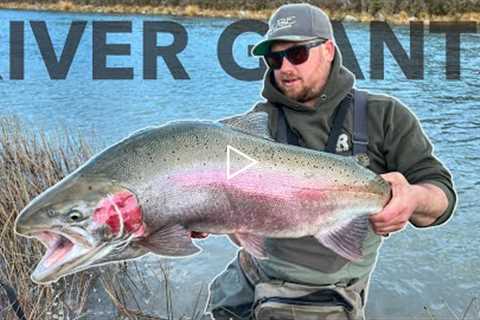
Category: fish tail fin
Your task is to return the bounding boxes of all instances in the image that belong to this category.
[314,215,369,261]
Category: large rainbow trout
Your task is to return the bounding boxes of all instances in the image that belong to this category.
[15,112,390,284]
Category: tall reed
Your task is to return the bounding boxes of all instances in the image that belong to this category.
[0,117,173,320]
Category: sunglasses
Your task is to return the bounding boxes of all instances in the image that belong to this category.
[263,39,328,70]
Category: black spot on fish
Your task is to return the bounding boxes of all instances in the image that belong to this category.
[172,150,175,154]
[88,186,92,191]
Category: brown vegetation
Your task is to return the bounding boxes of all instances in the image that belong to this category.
[0,0,479,23]
[0,117,171,320]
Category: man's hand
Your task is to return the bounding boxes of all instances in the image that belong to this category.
[369,172,416,236]
[369,172,448,236]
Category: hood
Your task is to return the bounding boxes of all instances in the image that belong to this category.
[261,47,355,150]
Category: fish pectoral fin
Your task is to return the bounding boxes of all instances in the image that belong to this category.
[234,233,268,259]
[219,112,273,141]
[138,224,201,257]
[314,216,369,261]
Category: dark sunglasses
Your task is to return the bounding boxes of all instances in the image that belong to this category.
[263,38,328,70]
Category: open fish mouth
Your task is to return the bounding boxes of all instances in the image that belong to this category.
[28,230,99,284]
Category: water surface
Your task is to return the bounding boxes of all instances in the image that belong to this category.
[0,9,478,320]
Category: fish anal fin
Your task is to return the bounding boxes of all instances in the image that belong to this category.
[314,216,369,261]
[138,224,201,257]
[234,233,268,259]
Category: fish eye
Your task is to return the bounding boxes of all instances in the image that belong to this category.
[68,209,84,222]
[47,209,57,217]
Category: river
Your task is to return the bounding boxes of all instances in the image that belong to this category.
[0,8,479,320]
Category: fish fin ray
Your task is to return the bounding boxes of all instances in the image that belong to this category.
[314,216,369,261]
[234,233,268,259]
[138,224,201,257]
[220,112,273,141]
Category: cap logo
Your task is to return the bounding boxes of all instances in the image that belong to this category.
[268,16,297,35]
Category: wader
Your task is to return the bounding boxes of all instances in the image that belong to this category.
[206,89,369,320]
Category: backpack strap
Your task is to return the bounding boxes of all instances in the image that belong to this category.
[276,107,300,146]
[352,89,368,156]
[325,92,353,153]
[275,89,369,156]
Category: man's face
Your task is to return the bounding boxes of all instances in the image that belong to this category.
[269,39,335,106]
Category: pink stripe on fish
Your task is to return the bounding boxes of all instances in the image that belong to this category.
[169,169,330,201]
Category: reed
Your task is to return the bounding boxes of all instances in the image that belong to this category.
[0,0,479,23]
[0,117,199,320]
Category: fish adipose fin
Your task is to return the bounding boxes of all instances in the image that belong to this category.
[220,112,273,141]
[314,216,369,261]
[235,233,268,259]
[138,224,201,257]
[353,154,370,168]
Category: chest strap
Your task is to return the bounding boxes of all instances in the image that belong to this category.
[325,92,353,153]
[352,89,368,155]
[276,89,368,156]
[276,107,299,145]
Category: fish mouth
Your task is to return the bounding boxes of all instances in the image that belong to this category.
[25,229,103,284]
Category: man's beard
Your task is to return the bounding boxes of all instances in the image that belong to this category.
[280,81,323,104]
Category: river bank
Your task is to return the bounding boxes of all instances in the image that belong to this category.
[0,1,479,24]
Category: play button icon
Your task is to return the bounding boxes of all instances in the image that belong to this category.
[226,145,258,180]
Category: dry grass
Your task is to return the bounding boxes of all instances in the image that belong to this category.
[0,1,479,23]
[0,117,191,320]
[0,116,95,320]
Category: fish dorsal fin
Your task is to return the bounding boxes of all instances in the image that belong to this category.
[314,216,369,261]
[138,224,201,257]
[219,112,273,141]
[234,233,268,259]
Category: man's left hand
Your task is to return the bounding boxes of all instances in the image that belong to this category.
[369,172,418,236]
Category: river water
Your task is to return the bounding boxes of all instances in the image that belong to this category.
[0,8,478,320]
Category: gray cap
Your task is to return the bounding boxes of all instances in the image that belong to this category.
[252,3,334,56]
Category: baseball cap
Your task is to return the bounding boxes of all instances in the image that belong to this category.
[251,3,334,56]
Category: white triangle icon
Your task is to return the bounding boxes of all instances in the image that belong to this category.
[226,145,258,180]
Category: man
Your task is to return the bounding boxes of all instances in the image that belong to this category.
[203,3,457,319]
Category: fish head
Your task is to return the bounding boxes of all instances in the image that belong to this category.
[14,175,147,284]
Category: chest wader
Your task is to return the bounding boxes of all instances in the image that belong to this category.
[238,89,370,320]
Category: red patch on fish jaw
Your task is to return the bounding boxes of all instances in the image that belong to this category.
[93,191,144,237]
